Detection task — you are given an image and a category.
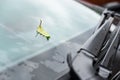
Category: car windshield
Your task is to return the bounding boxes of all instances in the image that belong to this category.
[0,0,100,72]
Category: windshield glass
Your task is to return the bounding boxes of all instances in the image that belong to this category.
[0,0,100,72]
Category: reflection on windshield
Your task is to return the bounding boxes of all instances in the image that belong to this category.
[0,0,100,71]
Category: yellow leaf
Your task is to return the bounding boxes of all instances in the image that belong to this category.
[36,20,50,40]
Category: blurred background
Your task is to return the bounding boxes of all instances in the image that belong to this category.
[76,0,120,13]
[83,0,120,6]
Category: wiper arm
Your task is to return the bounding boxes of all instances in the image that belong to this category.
[66,9,120,80]
[78,15,114,57]
[99,24,120,78]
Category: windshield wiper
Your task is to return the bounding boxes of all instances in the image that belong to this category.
[66,9,120,80]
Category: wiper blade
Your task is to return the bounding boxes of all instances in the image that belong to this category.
[99,24,120,78]
[78,16,114,57]
[66,9,120,80]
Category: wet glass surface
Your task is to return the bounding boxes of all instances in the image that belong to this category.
[0,0,100,72]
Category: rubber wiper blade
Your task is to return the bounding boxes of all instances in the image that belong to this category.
[100,25,120,66]
[98,24,120,78]
[79,17,114,57]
